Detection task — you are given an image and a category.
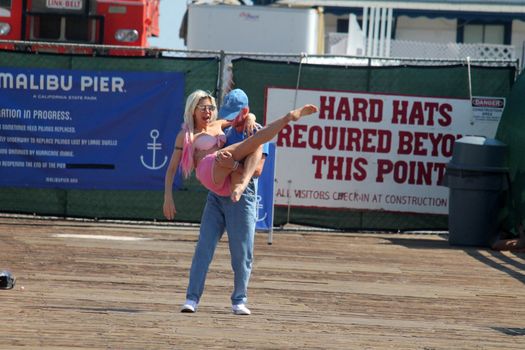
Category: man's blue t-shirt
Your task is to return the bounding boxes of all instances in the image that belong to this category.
[224,126,270,155]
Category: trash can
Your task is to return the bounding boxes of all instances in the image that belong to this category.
[443,136,508,247]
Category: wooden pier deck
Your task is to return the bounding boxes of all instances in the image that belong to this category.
[1,216,524,349]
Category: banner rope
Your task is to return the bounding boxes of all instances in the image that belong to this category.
[287,52,307,225]
[293,52,307,108]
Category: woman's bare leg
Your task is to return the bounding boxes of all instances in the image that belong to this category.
[229,166,245,201]
[213,104,317,201]
[213,148,263,202]
[227,104,316,199]
[230,148,262,202]
[225,104,318,163]
[212,152,236,190]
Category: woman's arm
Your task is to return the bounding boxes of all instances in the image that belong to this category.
[163,131,184,220]
[219,119,233,130]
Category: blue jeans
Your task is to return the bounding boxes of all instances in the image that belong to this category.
[185,180,257,305]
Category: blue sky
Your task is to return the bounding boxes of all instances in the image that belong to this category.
[149,1,187,50]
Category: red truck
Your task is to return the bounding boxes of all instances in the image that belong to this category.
[0,0,159,55]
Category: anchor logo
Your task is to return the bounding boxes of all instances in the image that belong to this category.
[256,194,267,222]
[140,129,168,170]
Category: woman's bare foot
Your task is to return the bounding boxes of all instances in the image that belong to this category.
[287,104,318,122]
[231,184,246,202]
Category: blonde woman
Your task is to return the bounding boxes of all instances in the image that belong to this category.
[163,89,317,219]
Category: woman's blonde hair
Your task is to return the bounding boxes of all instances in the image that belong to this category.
[183,90,217,133]
[179,90,217,178]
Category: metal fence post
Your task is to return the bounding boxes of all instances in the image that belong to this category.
[217,50,226,105]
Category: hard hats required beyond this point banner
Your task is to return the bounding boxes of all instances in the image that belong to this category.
[265,87,504,215]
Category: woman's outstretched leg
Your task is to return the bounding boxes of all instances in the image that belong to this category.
[221,104,318,199]
[226,104,318,163]
[212,104,317,201]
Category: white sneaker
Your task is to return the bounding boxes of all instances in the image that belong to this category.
[232,304,251,315]
[180,299,198,313]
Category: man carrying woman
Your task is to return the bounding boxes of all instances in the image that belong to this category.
[163,88,317,314]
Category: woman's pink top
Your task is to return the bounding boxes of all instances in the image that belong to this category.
[179,123,227,179]
[193,132,226,151]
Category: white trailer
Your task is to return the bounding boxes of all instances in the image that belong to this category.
[187,4,320,54]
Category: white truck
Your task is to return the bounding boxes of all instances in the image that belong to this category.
[186,4,321,54]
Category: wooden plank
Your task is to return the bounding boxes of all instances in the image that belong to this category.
[0,217,524,349]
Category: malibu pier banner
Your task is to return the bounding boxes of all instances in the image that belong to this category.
[265,87,504,215]
[0,67,184,190]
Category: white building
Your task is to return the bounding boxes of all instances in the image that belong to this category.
[183,1,525,62]
[274,0,525,61]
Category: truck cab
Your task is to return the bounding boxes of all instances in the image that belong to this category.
[0,0,159,55]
